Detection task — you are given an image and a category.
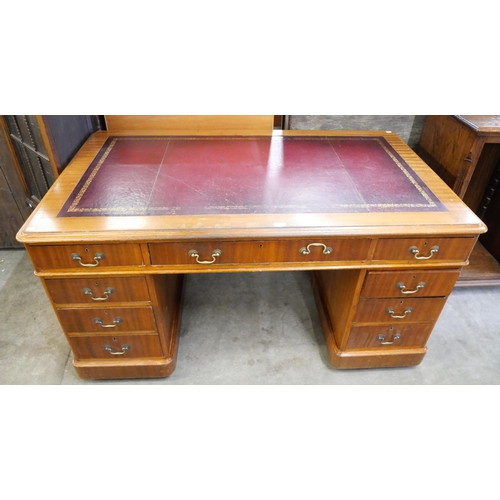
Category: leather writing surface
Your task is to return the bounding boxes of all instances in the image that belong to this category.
[59,136,445,217]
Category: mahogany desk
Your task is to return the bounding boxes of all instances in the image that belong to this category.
[17,130,486,379]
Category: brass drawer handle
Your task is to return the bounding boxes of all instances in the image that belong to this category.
[83,287,115,301]
[396,282,425,294]
[104,344,131,355]
[188,249,222,264]
[408,245,439,260]
[299,243,333,255]
[94,317,123,328]
[386,307,412,319]
[376,333,401,345]
[71,252,105,267]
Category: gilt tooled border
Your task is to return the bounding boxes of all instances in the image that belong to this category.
[65,136,439,214]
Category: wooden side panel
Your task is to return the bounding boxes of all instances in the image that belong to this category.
[104,115,274,135]
[146,274,184,359]
[313,269,366,350]
[417,115,476,191]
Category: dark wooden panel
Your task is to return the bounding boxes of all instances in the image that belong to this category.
[0,118,33,248]
[42,116,98,173]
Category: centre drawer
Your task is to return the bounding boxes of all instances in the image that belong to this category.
[149,238,371,266]
[56,306,157,334]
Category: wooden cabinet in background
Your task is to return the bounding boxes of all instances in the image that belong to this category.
[417,115,500,286]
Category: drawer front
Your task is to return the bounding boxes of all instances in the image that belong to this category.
[360,269,460,298]
[45,277,150,305]
[372,237,476,263]
[345,323,434,350]
[57,306,156,333]
[149,238,371,266]
[28,243,144,272]
[69,334,163,360]
[353,297,447,324]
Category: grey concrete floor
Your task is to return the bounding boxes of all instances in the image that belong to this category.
[1,248,500,385]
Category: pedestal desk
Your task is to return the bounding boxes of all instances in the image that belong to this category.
[17,126,486,379]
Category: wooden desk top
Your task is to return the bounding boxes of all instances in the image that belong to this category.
[455,115,500,135]
[17,130,486,244]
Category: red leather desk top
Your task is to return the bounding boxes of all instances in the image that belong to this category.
[59,136,445,217]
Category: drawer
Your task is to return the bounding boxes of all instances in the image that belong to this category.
[353,297,447,324]
[149,238,371,266]
[345,323,434,350]
[44,276,150,305]
[360,269,460,298]
[69,334,163,360]
[27,243,144,272]
[372,237,476,263]
[56,306,156,333]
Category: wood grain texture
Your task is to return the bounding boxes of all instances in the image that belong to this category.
[373,237,476,262]
[104,115,274,135]
[70,334,163,360]
[43,276,151,305]
[345,323,434,350]
[353,297,447,324]
[58,306,156,334]
[27,243,144,272]
[360,269,460,298]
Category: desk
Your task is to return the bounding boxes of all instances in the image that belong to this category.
[17,129,485,379]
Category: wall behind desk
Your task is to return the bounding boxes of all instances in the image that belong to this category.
[288,116,426,149]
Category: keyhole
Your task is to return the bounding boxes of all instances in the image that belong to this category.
[94,281,99,286]
[85,248,90,253]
